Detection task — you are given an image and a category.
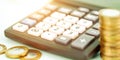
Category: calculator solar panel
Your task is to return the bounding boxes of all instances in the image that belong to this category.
[4,0,101,60]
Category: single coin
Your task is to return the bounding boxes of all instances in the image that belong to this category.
[5,46,29,58]
[99,9,120,22]
[20,49,42,60]
[100,47,120,56]
[0,44,7,54]
[100,32,120,37]
[100,36,120,43]
[100,40,120,48]
[100,53,120,60]
[100,27,120,31]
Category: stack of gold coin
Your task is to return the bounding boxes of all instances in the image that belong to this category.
[99,9,120,60]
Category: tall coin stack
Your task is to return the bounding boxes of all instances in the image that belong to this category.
[99,9,120,60]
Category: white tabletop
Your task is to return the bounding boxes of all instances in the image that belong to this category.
[0,0,101,60]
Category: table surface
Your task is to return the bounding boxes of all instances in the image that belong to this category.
[0,0,119,60]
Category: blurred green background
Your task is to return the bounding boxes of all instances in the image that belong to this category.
[79,0,120,9]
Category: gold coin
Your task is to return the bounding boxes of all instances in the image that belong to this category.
[100,40,120,48]
[100,47,120,56]
[0,44,7,54]
[100,31,120,36]
[100,20,120,25]
[99,9,120,31]
[5,46,29,58]
[20,49,42,60]
[100,53,120,60]
[100,22,120,27]
[100,35,120,43]
[99,9,120,22]
[100,26,120,31]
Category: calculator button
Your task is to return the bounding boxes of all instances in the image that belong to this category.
[41,32,57,41]
[77,19,93,28]
[93,23,100,29]
[35,22,51,31]
[84,14,98,22]
[86,28,100,36]
[58,7,72,14]
[71,34,95,50]
[78,7,90,12]
[37,9,51,16]
[21,18,37,27]
[51,12,66,19]
[49,26,64,35]
[91,10,99,15]
[70,24,86,33]
[12,23,29,32]
[27,27,43,36]
[45,4,58,11]
[29,13,44,21]
[55,36,71,45]
[63,30,79,39]
[56,21,72,29]
[43,17,59,25]
[71,10,85,17]
[64,15,79,24]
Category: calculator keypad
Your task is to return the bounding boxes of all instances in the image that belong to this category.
[12,4,99,50]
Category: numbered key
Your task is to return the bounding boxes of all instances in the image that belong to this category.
[35,22,51,31]
[55,36,71,45]
[86,28,100,36]
[63,30,79,39]
[64,15,79,24]
[71,10,85,17]
[58,7,72,14]
[41,32,57,41]
[49,26,64,35]
[27,27,43,36]
[77,19,93,28]
[56,21,72,29]
[84,14,98,22]
[12,23,29,32]
[51,12,66,20]
[43,17,59,25]
[70,24,86,33]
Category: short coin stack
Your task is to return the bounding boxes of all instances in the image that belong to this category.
[99,9,120,60]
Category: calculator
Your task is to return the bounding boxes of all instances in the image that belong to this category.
[5,0,101,60]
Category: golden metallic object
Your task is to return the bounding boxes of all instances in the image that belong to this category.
[100,47,120,56]
[99,9,120,25]
[100,35,120,43]
[5,46,29,58]
[20,49,42,60]
[99,9,120,60]
[100,53,120,60]
[100,40,120,48]
[0,44,7,54]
